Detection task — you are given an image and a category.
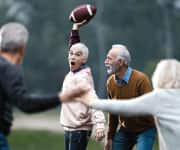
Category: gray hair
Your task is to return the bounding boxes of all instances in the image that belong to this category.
[0,22,29,52]
[70,43,89,60]
[112,44,131,65]
[152,59,180,89]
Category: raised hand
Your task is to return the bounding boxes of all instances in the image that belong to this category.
[72,20,88,30]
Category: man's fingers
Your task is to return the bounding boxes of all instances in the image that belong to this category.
[77,19,87,27]
[69,80,90,97]
[81,19,87,24]
[95,129,105,141]
[104,139,112,150]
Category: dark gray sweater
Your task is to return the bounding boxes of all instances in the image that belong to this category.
[0,56,60,135]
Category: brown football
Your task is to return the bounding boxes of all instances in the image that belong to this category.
[69,4,96,23]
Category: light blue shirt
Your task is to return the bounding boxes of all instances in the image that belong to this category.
[115,67,132,87]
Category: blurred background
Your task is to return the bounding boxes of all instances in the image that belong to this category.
[1,0,180,97]
[1,0,179,149]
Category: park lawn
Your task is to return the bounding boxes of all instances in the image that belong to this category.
[8,129,103,150]
[8,129,159,150]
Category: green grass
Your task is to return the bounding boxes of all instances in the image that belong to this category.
[8,129,103,150]
[8,129,159,150]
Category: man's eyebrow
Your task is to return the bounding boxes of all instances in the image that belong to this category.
[76,51,83,54]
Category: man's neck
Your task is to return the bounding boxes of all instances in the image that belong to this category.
[0,53,16,64]
[115,66,128,80]
[71,63,87,73]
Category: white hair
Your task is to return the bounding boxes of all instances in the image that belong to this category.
[0,22,29,52]
[70,43,89,60]
[112,44,131,65]
[152,59,180,89]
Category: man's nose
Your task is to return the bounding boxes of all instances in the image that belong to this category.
[104,58,108,65]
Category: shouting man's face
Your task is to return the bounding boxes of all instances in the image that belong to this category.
[68,47,86,72]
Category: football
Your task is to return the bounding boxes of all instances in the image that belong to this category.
[69,4,96,23]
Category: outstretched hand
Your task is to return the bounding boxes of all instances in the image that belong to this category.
[59,81,91,102]
[75,91,98,106]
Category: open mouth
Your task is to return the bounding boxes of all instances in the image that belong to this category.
[71,61,75,65]
[105,64,111,69]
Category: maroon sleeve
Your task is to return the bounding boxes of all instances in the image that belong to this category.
[69,30,80,49]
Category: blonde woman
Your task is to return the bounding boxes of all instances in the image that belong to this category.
[77,59,180,150]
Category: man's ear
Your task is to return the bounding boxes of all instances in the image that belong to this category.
[82,57,87,63]
[20,48,24,57]
[119,59,124,66]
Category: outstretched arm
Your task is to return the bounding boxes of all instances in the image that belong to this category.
[90,92,157,116]
[77,90,158,116]
[0,64,88,113]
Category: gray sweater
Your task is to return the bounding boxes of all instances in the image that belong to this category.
[0,56,59,135]
[91,89,180,150]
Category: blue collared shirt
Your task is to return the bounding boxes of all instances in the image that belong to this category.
[115,67,132,87]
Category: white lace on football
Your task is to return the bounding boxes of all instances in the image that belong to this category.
[71,12,77,22]
[87,4,93,16]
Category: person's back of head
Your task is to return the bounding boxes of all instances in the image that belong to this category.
[0,22,29,53]
[152,59,180,89]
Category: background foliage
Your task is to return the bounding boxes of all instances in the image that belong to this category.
[1,1,177,149]
[0,0,179,97]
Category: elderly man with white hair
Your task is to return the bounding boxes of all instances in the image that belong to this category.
[77,59,180,150]
[100,44,156,150]
[59,23,105,150]
[0,22,86,150]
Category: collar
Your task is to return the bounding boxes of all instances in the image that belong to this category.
[72,63,88,73]
[115,66,132,87]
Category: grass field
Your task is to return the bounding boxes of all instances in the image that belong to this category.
[8,129,159,150]
[8,129,103,150]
